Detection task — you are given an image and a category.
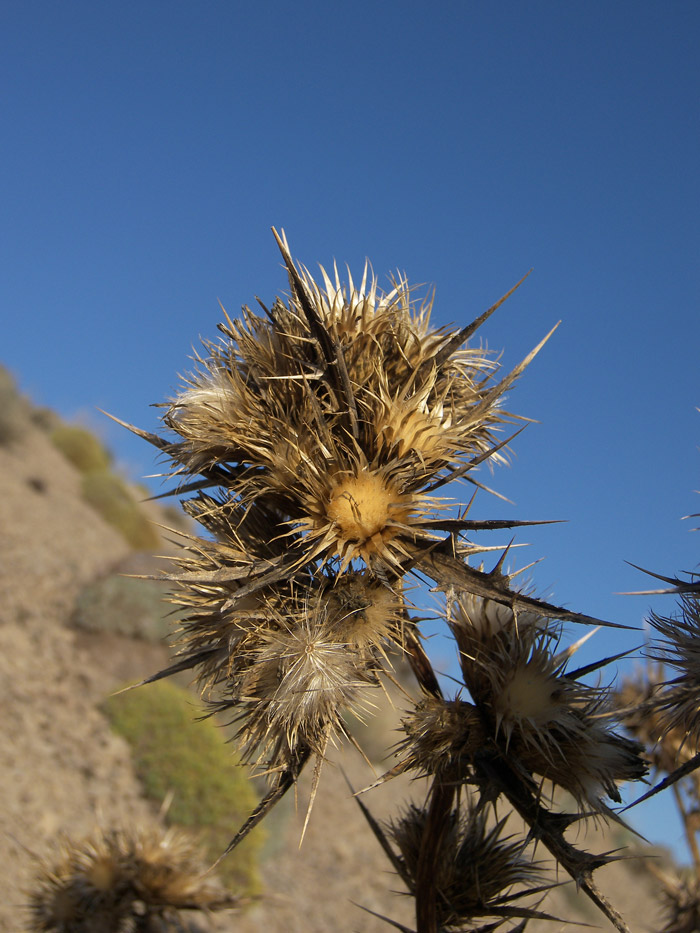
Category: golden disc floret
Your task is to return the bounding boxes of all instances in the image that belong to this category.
[327,472,410,551]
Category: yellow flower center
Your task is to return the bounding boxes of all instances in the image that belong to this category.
[327,473,406,544]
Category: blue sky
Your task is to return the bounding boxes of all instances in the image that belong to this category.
[2,1,699,853]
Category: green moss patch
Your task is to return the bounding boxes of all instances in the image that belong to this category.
[50,424,112,473]
[50,422,159,551]
[0,365,30,445]
[103,680,263,895]
[81,470,159,551]
[72,574,180,641]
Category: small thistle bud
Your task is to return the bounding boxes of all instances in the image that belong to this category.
[614,672,690,777]
[322,570,405,652]
[652,868,700,933]
[455,590,544,640]
[397,695,487,780]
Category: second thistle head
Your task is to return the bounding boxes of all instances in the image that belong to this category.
[452,594,646,810]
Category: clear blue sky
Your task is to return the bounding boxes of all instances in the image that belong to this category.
[2,1,698,853]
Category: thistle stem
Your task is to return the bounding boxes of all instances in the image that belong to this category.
[415,778,456,933]
[672,782,700,870]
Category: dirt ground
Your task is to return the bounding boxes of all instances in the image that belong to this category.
[0,419,668,932]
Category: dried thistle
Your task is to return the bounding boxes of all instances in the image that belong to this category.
[621,590,700,810]
[155,552,404,768]
[615,671,696,777]
[360,799,555,932]
[213,582,384,765]
[156,230,540,579]
[27,825,240,933]
[366,593,644,932]
[616,667,700,873]
[450,593,646,812]
[119,232,553,805]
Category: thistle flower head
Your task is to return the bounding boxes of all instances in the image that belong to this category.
[148,508,408,811]
[159,230,530,579]
[387,802,543,931]
[451,594,646,809]
[200,575,400,774]
[228,606,376,765]
[27,826,238,933]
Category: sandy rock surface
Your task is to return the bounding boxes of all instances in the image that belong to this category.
[0,425,155,932]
